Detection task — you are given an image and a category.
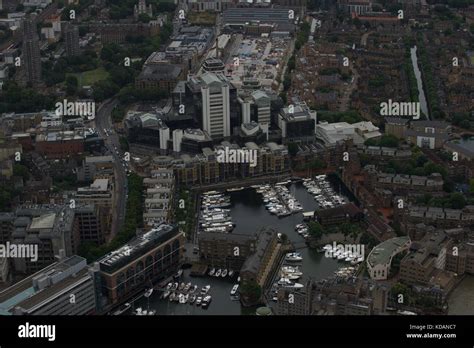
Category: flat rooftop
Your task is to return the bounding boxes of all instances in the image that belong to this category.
[29,213,56,230]
[99,224,178,274]
[367,236,410,267]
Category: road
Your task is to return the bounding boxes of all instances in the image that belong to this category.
[95,98,128,242]
[338,66,359,112]
[360,31,374,47]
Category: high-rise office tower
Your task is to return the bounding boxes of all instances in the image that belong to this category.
[200,72,231,139]
[22,15,42,84]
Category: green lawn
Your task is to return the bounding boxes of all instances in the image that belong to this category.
[68,68,109,87]
[188,12,216,26]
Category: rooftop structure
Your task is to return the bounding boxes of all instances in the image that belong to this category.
[367,236,411,280]
[0,255,98,315]
[316,121,380,147]
[222,8,296,33]
[99,224,179,274]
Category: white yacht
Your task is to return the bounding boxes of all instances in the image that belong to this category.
[230,284,239,297]
[285,252,303,262]
[227,187,244,192]
[200,285,211,295]
[282,282,304,289]
[277,277,293,286]
[144,288,153,298]
[202,295,212,308]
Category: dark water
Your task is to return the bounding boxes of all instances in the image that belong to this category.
[136,180,344,315]
[229,182,341,281]
[457,137,474,152]
[448,276,474,315]
[410,46,430,119]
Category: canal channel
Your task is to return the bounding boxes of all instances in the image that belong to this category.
[410,46,430,120]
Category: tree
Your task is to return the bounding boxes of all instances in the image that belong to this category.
[112,105,126,123]
[448,192,466,209]
[391,282,412,306]
[66,75,79,96]
[13,164,29,181]
[100,43,124,64]
[138,13,151,23]
[360,232,378,249]
[119,136,129,152]
[92,79,119,101]
[306,158,326,170]
[287,142,298,157]
[109,66,135,87]
[308,221,323,238]
[0,187,13,211]
[240,280,262,304]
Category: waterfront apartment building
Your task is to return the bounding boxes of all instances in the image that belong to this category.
[168,141,290,187]
[276,280,312,315]
[198,232,257,270]
[0,255,99,315]
[445,241,474,276]
[314,203,363,226]
[98,224,185,305]
[200,72,231,139]
[240,227,280,288]
[399,231,450,285]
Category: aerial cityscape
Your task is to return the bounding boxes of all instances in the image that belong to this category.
[0,0,473,324]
